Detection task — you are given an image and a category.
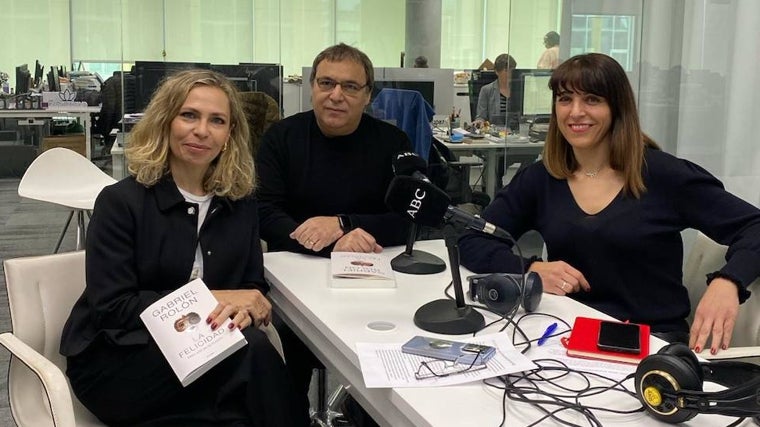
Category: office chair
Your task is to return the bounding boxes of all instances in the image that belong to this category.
[428,137,490,209]
[682,232,760,349]
[0,251,285,427]
[18,147,117,253]
[370,88,435,160]
[240,91,280,156]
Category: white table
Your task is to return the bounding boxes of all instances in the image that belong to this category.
[437,133,544,199]
[0,106,100,159]
[264,240,750,427]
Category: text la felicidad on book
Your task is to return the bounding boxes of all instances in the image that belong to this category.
[140,278,247,387]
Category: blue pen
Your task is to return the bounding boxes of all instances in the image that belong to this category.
[537,322,558,346]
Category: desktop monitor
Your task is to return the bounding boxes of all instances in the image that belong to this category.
[132,61,211,111]
[15,64,31,95]
[510,69,553,118]
[212,63,283,108]
[371,80,435,108]
[34,60,44,88]
[47,66,60,92]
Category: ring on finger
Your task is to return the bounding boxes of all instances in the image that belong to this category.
[561,280,570,292]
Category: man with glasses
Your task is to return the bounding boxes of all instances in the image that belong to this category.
[255,43,412,425]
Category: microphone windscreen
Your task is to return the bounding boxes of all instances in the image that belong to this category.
[385,176,450,227]
[393,151,428,176]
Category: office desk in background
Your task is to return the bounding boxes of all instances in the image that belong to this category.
[264,240,749,427]
[0,107,100,159]
[436,133,544,199]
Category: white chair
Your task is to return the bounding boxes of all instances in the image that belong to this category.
[682,231,760,357]
[17,147,117,253]
[0,251,285,427]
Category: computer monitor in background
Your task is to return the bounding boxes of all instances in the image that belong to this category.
[33,60,44,88]
[132,61,211,111]
[15,64,31,95]
[510,69,553,119]
[47,66,60,92]
[212,63,283,108]
[371,80,435,108]
[381,68,454,115]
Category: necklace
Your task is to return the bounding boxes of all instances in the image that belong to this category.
[584,168,601,178]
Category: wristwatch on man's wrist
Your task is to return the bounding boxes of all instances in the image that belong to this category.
[337,214,353,233]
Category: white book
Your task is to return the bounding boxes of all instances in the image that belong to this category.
[329,252,396,288]
[139,278,247,387]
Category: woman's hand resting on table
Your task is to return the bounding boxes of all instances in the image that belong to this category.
[208,288,272,331]
[528,260,591,295]
[689,277,740,354]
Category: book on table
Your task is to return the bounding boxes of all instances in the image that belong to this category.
[561,316,650,365]
[329,252,396,288]
[139,278,247,387]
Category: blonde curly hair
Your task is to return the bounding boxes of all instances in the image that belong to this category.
[125,69,254,200]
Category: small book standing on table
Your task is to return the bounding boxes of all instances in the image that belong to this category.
[139,278,247,387]
[561,316,650,365]
[329,252,396,288]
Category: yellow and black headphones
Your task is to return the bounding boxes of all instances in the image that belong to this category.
[634,342,760,423]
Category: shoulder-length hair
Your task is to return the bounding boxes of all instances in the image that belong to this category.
[125,69,254,200]
[543,53,659,198]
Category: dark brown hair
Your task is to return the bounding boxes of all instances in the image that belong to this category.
[543,53,659,198]
[309,43,374,91]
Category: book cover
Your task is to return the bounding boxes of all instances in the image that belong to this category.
[329,252,396,288]
[139,278,247,386]
[401,335,496,365]
[561,316,650,365]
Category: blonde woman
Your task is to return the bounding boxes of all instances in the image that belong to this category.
[61,69,308,426]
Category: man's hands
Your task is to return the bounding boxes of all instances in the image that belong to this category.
[290,216,344,252]
[290,216,382,253]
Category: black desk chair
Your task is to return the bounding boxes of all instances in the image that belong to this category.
[428,137,490,209]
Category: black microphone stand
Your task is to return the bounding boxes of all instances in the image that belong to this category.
[391,224,446,274]
[413,224,485,334]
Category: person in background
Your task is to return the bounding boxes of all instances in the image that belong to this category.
[413,55,429,68]
[459,53,760,355]
[473,53,519,130]
[60,69,309,427]
[473,53,537,186]
[537,31,560,69]
[256,42,412,425]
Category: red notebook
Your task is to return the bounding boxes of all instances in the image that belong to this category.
[560,317,650,364]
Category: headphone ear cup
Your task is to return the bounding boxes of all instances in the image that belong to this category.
[521,271,543,312]
[480,275,521,314]
[658,343,704,383]
[635,353,703,423]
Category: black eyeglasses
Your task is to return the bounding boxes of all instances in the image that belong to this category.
[314,77,369,96]
[414,350,487,380]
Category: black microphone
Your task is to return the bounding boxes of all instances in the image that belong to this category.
[388,151,446,275]
[393,151,428,178]
[385,175,512,241]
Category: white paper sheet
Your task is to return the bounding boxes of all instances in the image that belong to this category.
[356,332,537,388]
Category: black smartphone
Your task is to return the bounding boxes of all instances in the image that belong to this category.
[597,321,641,354]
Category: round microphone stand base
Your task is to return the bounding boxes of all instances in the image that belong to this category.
[391,250,446,275]
[413,299,485,335]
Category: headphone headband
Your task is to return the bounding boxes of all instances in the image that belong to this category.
[635,343,760,423]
